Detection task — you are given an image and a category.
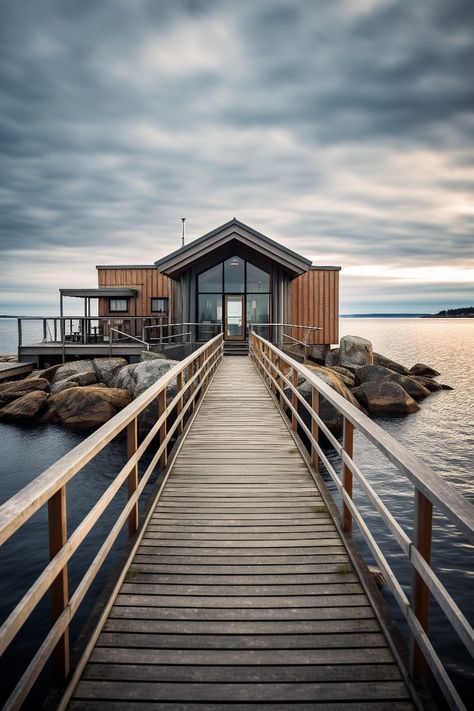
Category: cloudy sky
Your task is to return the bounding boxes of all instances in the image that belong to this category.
[1,0,473,314]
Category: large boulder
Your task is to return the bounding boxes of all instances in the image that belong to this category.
[352,381,420,416]
[0,378,50,405]
[326,366,355,387]
[27,363,62,382]
[48,386,131,431]
[51,370,97,395]
[92,357,127,386]
[325,348,340,367]
[355,364,395,386]
[0,391,49,422]
[52,360,95,385]
[294,363,366,435]
[113,359,179,398]
[409,363,440,378]
[373,353,410,376]
[340,335,373,368]
[389,373,431,401]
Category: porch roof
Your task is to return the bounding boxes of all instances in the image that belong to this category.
[59,288,138,298]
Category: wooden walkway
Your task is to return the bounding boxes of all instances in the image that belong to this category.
[68,357,416,710]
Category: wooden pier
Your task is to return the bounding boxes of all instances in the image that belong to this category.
[66,358,415,709]
[0,333,472,710]
[0,361,33,382]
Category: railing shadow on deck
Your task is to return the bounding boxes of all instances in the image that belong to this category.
[0,334,224,710]
[250,331,474,711]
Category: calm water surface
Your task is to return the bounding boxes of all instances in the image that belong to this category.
[0,317,473,706]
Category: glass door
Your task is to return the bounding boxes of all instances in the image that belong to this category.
[224,294,245,340]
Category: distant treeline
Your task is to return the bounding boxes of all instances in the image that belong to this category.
[424,307,474,318]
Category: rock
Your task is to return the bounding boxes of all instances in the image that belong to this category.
[411,375,444,392]
[26,363,62,382]
[352,381,420,416]
[48,386,131,431]
[51,371,97,395]
[325,348,340,367]
[409,363,440,378]
[355,364,395,386]
[389,373,431,401]
[92,357,127,386]
[340,335,373,368]
[326,366,355,387]
[52,360,95,385]
[0,391,49,422]
[306,345,329,364]
[373,353,410,376]
[0,378,50,405]
[294,363,366,435]
[140,350,169,361]
[113,359,179,398]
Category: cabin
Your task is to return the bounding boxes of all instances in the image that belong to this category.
[95,218,340,352]
[18,219,340,365]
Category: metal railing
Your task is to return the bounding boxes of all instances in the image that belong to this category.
[0,334,224,710]
[250,331,474,711]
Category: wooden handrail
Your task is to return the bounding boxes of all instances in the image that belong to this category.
[250,331,473,711]
[0,334,223,710]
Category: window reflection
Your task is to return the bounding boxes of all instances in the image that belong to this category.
[224,257,245,292]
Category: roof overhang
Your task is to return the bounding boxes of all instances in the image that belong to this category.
[60,288,138,298]
[154,218,312,279]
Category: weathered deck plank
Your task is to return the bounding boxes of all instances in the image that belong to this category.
[68,357,416,709]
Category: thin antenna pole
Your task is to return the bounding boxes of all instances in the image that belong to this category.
[181,218,186,247]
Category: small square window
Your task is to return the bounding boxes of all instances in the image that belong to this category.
[151,297,169,313]
[109,298,128,312]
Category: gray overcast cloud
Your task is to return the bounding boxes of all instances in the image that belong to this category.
[0,0,473,313]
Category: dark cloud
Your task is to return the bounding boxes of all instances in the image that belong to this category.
[0,0,473,313]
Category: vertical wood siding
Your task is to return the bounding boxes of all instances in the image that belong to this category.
[97,268,170,317]
[291,269,339,345]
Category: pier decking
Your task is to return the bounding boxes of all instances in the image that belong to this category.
[67,358,416,709]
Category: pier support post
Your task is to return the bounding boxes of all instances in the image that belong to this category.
[291,367,298,431]
[158,389,167,469]
[127,418,139,534]
[176,372,184,434]
[311,387,319,471]
[411,489,433,681]
[342,417,354,534]
[48,486,70,680]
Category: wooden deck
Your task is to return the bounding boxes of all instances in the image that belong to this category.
[68,357,416,709]
[0,360,33,381]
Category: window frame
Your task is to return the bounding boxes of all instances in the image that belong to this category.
[150,297,169,314]
[109,298,129,313]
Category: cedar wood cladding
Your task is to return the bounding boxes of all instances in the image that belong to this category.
[291,268,339,345]
[97,265,339,344]
[97,267,170,318]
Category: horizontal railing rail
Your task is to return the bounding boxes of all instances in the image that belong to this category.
[250,331,474,711]
[0,334,224,710]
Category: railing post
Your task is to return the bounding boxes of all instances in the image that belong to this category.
[158,388,167,469]
[411,489,433,681]
[48,486,70,680]
[127,418,139,534]
[176,371,184,434]
[189,360,195,412]
[342,417,354,534]
[291,367,298,431]
[311,387,320,470]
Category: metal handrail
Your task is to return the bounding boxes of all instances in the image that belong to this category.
[250,331,473,711]
[109,326,150,352]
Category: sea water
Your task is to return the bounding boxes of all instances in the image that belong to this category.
[0,316,473,706]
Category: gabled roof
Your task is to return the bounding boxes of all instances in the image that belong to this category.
[154,218,312,278]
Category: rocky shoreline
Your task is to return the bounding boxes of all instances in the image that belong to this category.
[0,335,452,435]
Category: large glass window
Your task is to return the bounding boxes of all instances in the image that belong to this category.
[247,263,270,293]
[198,294,222,340]
[197,258,271,340]
[198,263,222,292]
[224,257,244,292]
